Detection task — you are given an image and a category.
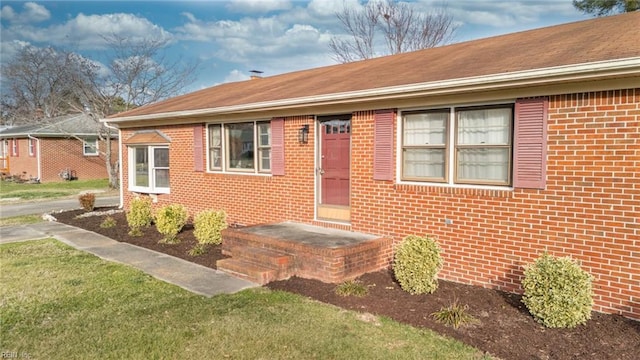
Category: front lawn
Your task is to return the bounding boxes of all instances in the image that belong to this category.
[0,239,487,360]
[0,178,110,200]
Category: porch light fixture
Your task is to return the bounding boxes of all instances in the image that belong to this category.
[298,124,309,144]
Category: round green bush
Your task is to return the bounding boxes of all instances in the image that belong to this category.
[522,253,594,328]
[126,196,153,236]
[155,204,188,243]
[193,209,227,245]
[393,235,443,295]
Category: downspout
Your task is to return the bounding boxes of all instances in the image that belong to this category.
[103,122,124,209]
[27,134,41,182]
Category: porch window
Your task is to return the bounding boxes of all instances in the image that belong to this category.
[401,104,513,186]
[12,139,18,156]
[83,138,99,156]
[128,145,170,193]
[207,121,271,174]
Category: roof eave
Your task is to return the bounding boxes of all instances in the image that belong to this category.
[104,57,640,126]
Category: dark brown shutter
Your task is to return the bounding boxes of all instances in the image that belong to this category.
[271,118,285,176]
[514,98,548,189]
[373,109,395,181]
[193,125,204,172]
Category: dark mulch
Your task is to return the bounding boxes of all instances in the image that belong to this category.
[54,207,640,360]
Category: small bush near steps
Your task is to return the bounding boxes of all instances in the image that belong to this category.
[126,197,153,236]
[522,252,594,328]
[100,216,116,229]
[189,209,227,255]
[155,204,188,244]
[393,235,443,295]
[78,193,96,211]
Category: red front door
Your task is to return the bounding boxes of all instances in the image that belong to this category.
[320,119,351,206]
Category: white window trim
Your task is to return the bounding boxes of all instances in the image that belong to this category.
[397,102,516,190]
[83,138,99,156]
[12,138,18,156]
[28,138,35,156]
[205,120,272,176]
[127,145,170,194]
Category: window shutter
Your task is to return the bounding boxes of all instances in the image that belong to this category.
[373,109,395,181]
[514,98,548,189]
[271,118,285,176]
[193,125,204,172]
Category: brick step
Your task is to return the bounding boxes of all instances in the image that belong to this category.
[230,247,295,268]
[216,258,279,285]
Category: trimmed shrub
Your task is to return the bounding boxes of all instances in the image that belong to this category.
[193,209,227,246]
[155,204,188,244]
[522,253,594,328]
[126,196,153,236]
[393,235,443,295]
[78,193,96,211]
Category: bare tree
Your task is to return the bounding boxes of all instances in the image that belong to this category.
[1,37,200,188]
[573,0,639,16]
[329,0,457,63]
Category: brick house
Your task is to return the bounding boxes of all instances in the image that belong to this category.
[0,113,118,182]
[107,13,640,319]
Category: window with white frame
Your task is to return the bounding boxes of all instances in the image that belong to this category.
[128,145,170,193]
[401,104,513,186]
[12,138,18,156]
[207,121,271,173]
[28,138,35,156]
[83,138,98,156]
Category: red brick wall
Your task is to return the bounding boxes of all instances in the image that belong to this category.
[121,88,639,320]
[39,138,116,182]
[6,138,38,180]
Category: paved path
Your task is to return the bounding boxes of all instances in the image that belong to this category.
[0,221,257,296]
[0,196,119,218]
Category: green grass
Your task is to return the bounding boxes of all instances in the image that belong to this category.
[0,214,43,227]
[0,179,110,200]
[0,240,489,360]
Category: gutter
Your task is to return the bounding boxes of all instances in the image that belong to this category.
[103,121,124,210]
[27,134,41,182]
[104,57,640,124]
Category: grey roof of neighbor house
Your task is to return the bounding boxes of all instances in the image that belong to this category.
[0,113,117,138]
[109,12,640,122]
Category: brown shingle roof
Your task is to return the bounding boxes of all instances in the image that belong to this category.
[111,12,640,120]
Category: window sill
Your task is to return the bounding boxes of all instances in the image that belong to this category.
[128,187,170,195]
[205,170,272,177]
[395,181,513,198]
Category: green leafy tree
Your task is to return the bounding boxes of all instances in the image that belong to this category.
[573,0,639,16]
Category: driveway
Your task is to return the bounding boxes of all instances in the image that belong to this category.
[0,196,120,218]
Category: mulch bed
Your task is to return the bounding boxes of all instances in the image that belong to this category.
[54,207,640,360]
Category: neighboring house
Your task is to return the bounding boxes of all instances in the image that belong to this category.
[0,113,117,182]
[107,13,640,320]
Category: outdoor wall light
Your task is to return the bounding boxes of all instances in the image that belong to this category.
[298,124,309,144]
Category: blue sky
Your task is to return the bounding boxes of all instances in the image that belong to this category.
[1,1,592,93]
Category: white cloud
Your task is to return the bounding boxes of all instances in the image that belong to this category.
[308,0,360,16]
[223,69,250,83]
[2,12,172,50]
[1,2,50,23]
[226,0,292,13]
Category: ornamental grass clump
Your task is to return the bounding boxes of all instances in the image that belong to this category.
[126,196,153,236]
[155,204,188,244]
[335,280,369,297]
[393,235,443,295]
[189,209,227,255]
[522,252,594,328]
[431,300,479,329]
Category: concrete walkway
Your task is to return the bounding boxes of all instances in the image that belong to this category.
[0,221,257,296]
[0,195,120,218]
